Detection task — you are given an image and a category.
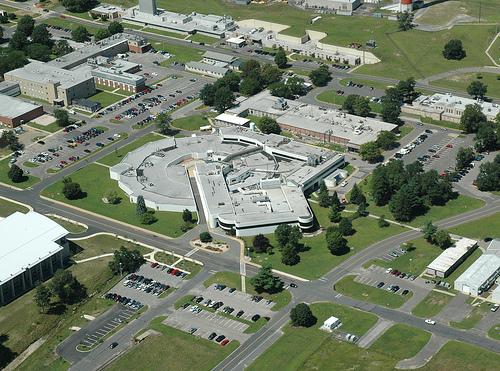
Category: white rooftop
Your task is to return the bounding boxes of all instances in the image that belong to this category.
[0,212,69,284]
[215,113,250,126]
[0,95,41,118]
[427,238,477,273]
[411,93,499,119]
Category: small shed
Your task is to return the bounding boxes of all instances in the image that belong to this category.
[321,316,341,331]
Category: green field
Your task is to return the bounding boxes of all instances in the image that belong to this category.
[411,290,455,318]
[450,302,491,329]
[419,340,500,371]
[248,302,378,371]
[335,275,409,308]
[316,90,382,113]
[447,212,500,240]
[152,41,204,65]
[0,157,40,189]
[0,198,29,217]
[188,33,218,45]
[1,235,126,370]
[488,323,500,341]
[204,271,291,311]
[89,90,124,108]
[171,115,212,131]
[122,22,145,30]
[99,133,164,166]
[143,27,186,39]
[432,72,500,99]
[71,234,154,261]
[369,324,431,360]
[42,17,99,34]
[48,216,87,235]
[106,316,239,371]
[28,121,62,133]
[41,164,188,237]
[416,0,500,24]
[244,208,406,280]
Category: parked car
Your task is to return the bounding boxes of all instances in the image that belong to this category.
[425,319,436,325]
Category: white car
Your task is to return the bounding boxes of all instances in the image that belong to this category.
[425,319,436,325]
[385,268,393,274]
[340,181,348,187]
[491,304,499,312]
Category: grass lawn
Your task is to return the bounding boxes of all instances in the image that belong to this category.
[316,90,382,113]
[204,271,291,311]
[450,302,490,329]
[411,290,455,318]
[48,215,87,235]
[71,234,154,261]
[41,164,188,237]
[152,41,204,65]
[248,302,378,371]
[27,121,62,133]
[106,316,239,371]
[488,323,500,341]
[188,33,218,44]
[99,133,164,166]
[419,340,500,371]
[431,72,500,99]
[0,198,29,217]
[0,157,40,189]
[335,275,410,308]
[447,212,500,240]
[143,27,186,39]
[339,78,393,90]
[65,10,96,21]
[42,17,99,34]
[155,251,179,265]
[245,203,406,280]
[88,90,124,108]
[2,236,126,370]
[369,324,431,360]
[171,115,211,131]
[175,259,202,278]
[419,116,460,130]
[365,237,442,276]
[397,124,414,139]
[122,22,145,30]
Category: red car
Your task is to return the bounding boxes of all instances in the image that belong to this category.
[220,339,230,346]
[446,144,453,148]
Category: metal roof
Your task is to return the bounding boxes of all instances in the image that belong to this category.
[0,95,41,119]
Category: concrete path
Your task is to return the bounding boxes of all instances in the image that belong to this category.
[357,319,393,349]
[74,254,114,264]
[435,293,471,324]
[396,334,448,369]
[418,66,500,85]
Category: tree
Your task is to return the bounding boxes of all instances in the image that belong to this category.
[371,166,393,206]
[423,221,437,242]
[269,82,292,99]
[331,190,341,209]
[140,211,157,225]
[213,85,235,113]
[476,155,500,192]
[239,77,262,96]
[378,215,389,228]
[54,109,70,127]
[108,21,123,35]
[281,243,300,265]
[290,303,316,327]
[182,209,193,223]
[260,64,282,85]
[34,284,51,313]
[338,217,354,236]
[342,94,360,114]
[62,177,84,200]
[199,83,216,106]
[9,30,28,50]
[349,184,365,205]
[104,190,120,204]
[326,226,348,255]
[329,204,342,223]
[109,247,145,275]
[275,224,292,249]
[357,201,368,217]
[475,122,499,152]
[31,24,52,47]
[286,76,307,96]
[467,80,487,99]
[360,142,382,163]
[0,130,23,152]
[397,11,414,31]
[274,47,287,68]
[381,99,402,125]
[16,15,34,36]
[455,147,475,171]
[136,195,147,215]
[396,77,418,103]
[257,116,281,134]
[376,131,398,150]
[253,234,270,253]
[94,28,111,42]
[156,112,172,135]
[433,230,452,249]
[61,0,96,12]
[389,184,425,222]
[199,231,212,243]
[0,49,27,78]
[442,39,466,60]
[218,71,240,92]
[71,25,90,42]
[8,164,24,183]
[241,59,261,79]
[317,181,332,207]
[26,43,51,62]
[250,263,283,294]
[50,269,87,304]
[52,39,73,57]
[353,96,371,117]
[309,65,331,87]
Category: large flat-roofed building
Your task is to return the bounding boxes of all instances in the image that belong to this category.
[0,95,44,127]
[455,239,500,296]
[91,67,146,93]
[294,0,362,13]
[426,238,477,278]
[110,127,344,236]
[185,61,228,78]
[225,91,398,151]
[123,0,236,38]
[4,61,96,106]
[89,4,125,20]
[0,212,69,305]
[402,93,500,124]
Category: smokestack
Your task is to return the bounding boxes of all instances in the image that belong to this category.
[400,0,413,12]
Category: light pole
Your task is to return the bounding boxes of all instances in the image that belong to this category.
[409,258,413,274]
[119,262,123,278]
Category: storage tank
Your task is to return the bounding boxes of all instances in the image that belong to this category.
[400,0,413,12]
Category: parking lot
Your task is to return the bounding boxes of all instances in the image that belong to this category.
[164,283,276,344]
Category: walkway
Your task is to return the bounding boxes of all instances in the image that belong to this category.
[357,319,393,348]
[396,334,448,369]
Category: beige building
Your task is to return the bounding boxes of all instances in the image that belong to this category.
[4,61,96,106]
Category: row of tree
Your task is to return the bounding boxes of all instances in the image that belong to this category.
[422,221,453,249]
